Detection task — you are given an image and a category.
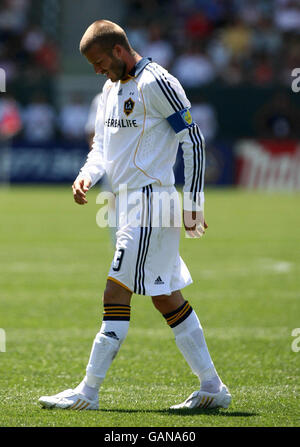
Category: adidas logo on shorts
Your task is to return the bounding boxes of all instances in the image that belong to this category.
[154,276,164,285]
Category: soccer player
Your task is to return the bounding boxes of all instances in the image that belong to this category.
[39,20,231,411]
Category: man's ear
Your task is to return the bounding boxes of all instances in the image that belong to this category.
[112,44,123,58]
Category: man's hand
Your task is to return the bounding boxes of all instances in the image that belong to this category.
[72,177,91,205]
[183,210,208,238]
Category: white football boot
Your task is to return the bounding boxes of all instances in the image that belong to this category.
[170,384,231,410]
[39,389,99,410]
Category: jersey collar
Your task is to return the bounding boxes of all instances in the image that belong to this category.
[121,57,152,83]
[128,57,152,77]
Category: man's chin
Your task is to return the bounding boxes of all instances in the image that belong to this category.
[107,73,119,82]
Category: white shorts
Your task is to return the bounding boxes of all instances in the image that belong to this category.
[107,183,193,296]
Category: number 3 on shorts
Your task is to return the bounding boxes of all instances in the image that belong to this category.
[112,248,125,271]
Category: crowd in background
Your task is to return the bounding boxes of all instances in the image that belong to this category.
[125,0,300,87]
[0,0,60,142]
[1,0,300,143]
[0,0,58,90]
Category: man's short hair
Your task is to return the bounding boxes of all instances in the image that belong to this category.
[80,20,131,55]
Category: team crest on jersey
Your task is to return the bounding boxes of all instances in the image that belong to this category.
[180,108,193,126]
[124,97,135,116]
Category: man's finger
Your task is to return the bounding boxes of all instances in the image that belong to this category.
[82,179,91,192]
[73,184,86,198]
[186,231,202,239]
[74,195,88,205]
[72,178,91,198]
[197,222,205,233]
[185,230,196,238]
[195,228,204,237]
[185,223,205,238]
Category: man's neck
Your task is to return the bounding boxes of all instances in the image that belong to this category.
[123,51,142,79]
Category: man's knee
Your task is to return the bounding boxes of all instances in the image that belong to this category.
[102,279,132,305]
[152,290,185,314]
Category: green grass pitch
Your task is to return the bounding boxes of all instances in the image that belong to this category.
[0,185,299,427]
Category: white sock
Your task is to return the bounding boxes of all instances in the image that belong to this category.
[170,308,222,393]
[74,317,130,400]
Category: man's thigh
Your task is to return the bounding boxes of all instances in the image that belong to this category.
[103,279,132,305]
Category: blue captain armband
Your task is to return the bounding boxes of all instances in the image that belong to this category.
[166,108,194,133]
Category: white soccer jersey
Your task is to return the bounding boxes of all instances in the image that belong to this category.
[78,58,205,209]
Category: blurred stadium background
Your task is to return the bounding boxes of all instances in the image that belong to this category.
[1,0,300,188]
